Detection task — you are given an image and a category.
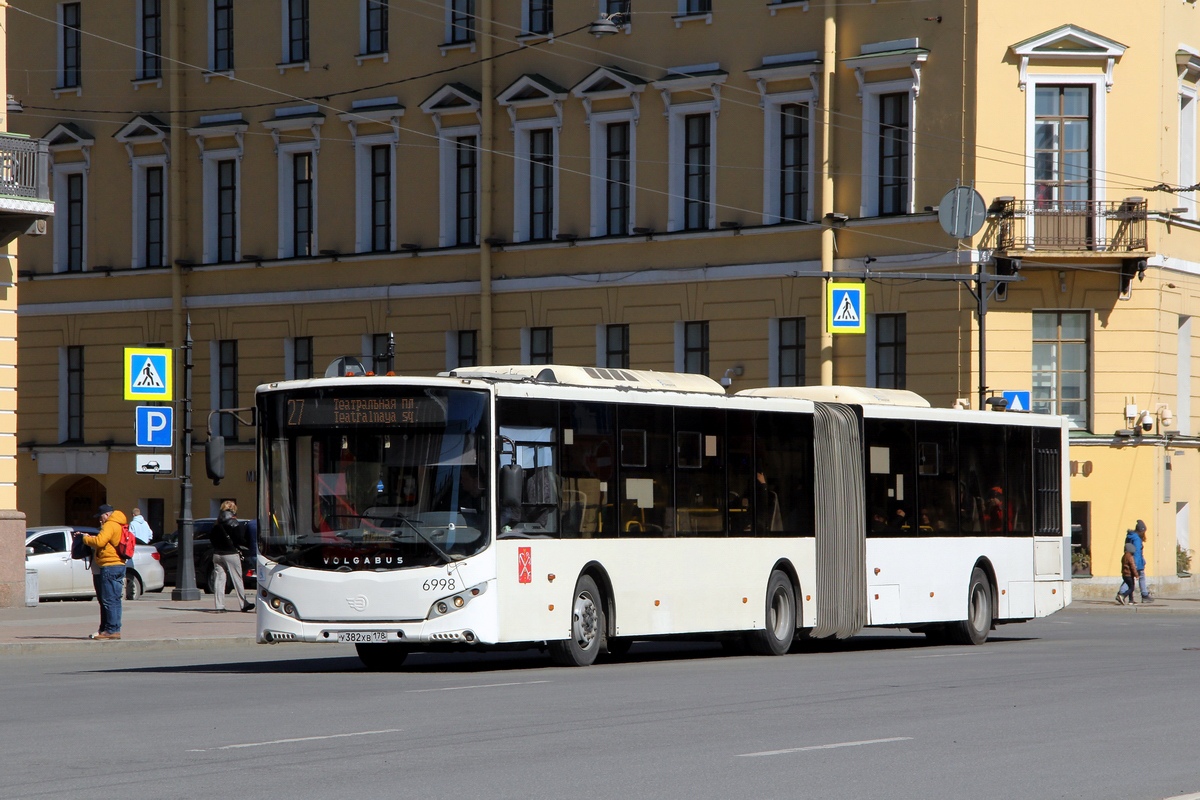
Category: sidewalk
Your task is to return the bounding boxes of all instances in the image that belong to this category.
[0,593,258,654]
[2,588,1197,656]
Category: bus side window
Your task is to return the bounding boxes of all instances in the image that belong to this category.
[560,401,616,538]
[617,404,673,537]
[916,422,958,536]
[864,419,916,537]
[675,406,727,537]
[498,398,560,538]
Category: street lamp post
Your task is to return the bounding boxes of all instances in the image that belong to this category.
[171,316,200,601]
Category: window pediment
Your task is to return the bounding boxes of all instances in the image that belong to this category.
[572,66,647,124]
[652,63,728,116]
[45,123,95,171]
[497,74,568,130]
[115,115,170,165]
[1010,25,1127,91]
[748,52,822,102]
[842,39,928,99]
[419,83,482,132]
[1179,48,1200,84]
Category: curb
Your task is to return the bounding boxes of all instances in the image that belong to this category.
[0,635,258,655]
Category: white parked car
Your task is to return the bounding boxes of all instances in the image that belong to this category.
[24,525,167,600]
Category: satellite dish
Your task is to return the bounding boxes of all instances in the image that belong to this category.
[938,186,986,239]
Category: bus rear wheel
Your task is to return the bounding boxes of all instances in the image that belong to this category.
[747,570,796,656]
[947,567,993,646]
[356,642,409,671]
[549,575,605,667]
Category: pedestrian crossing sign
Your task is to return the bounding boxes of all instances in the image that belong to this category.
[124,347,174,401]
[827,282,866,334]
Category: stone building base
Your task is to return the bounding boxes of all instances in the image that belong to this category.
[0,510,28,608]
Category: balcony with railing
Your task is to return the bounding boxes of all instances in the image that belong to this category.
[991,197,1147,254]
[0,132,53,246]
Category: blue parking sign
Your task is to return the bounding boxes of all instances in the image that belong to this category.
[136,406,173,448]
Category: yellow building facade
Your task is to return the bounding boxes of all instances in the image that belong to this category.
[8,1,1200,598]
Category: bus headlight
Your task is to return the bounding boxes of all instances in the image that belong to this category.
[427,582,487,620]
[265,590,300,620]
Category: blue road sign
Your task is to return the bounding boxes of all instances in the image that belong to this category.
[1002,391,1031,412]
[136,406,173,448]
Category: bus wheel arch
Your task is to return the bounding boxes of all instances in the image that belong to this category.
[549,570,608,667]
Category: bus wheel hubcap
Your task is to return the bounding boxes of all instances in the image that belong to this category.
[574,593,598,649]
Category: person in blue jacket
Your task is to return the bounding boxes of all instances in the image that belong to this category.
[1117,520,1154,605]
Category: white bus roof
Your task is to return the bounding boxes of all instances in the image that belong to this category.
[737,385,932,407]
[440,364,727,395]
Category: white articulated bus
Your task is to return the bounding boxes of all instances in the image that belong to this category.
[248,364,1070,669]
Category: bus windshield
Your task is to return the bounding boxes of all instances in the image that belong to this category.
[259,386,491,570]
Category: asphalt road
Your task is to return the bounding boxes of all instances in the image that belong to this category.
[6,605,1199,800]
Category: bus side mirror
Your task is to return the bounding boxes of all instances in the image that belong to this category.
[499,463,524,519]
[205,436,226,485]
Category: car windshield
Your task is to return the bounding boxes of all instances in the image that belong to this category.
[260,386,491,571]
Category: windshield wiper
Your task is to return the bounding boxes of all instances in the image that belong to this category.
[393,516,460,564]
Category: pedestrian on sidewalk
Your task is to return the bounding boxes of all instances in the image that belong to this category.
[82,504,128,639]
[1117,541,1140,605]
[211,500,253,613]
[128,507,154,544]
[1127,520,1154,603]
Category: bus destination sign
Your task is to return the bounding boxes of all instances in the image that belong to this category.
[286,396,444,427]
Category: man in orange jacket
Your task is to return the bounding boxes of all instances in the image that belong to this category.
[82,504,128,640]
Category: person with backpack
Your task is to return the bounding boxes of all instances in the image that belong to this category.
[82,503,128,640]
[210,500,253,613]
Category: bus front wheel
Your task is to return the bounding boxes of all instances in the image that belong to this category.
[947,567,993,646]
[748,570,796,656]
[356,643,409,671]
[549,575,605,667]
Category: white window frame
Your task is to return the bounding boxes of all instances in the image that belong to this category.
[437,123,481,247]
[207,0,234,74]
[353,133,397,253]
[859,79,917,217]
[200,148,241,263]
[768,316,807,387]
[52,162,87,273]
[276,141,319,258]
[57,346,82,443]
[135,0,163,82]
[762,91,815,224]
[56,2,82,94]
[359,0,388,59]
[667,101,717,232]
[513,118,560,243]
[1023,73,1107,242]
[443,0,476,49]
[131,155,168,268]
[1180,85,1197,219]
[521,0,552,37]
[1179,315,1193,436]
[588,109,637,237]
[280,0,310,67]
[209,339,239,439]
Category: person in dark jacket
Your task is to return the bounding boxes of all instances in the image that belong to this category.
[211,500,253,612]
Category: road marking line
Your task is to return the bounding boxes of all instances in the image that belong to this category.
[187,729,400,752]
[404,680,551,693]
[913,652,977,659]
[737,737,913,758]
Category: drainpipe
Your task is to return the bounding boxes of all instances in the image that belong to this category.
[819,0,836,385]
[479,0,494,365]
[169,0,185,354]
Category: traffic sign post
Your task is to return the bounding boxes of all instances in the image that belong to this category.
[827,282,866,334]
[1002,391,1032,412]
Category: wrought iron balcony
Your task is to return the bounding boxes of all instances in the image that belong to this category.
[992,197,1147,253]
[0,132,53,246]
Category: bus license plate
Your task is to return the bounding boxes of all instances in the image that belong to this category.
[336,631,388,644]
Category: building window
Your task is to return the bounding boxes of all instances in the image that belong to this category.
[370,144,391,251]
[370,333,391,374]
[285,0,309,63]
[64,172,85,272]
[364,0,388,55]
[604,0,630,14]
[143,166,164,268]
[605,121,631,236]
[605,324,630,369]
[874,313,906,389]
[217,340,238,438]
[292,152,314,257]
[525,0,552,35]
[456,136,477,246]
[448,0,474,44]
[683,113,711,231]
[456,330,478,368]
[777,317,805,387]
[138,0,162,80]
[529,327,553,364]
[683,321,709,375]
[1034,85,1092,208]
[1033,311,1089,430]
[878,93,910,216]
[292,336,313,380]
[779,104,809,223]
[60,3,82,89]
[1181,89,1197,218]
[217,159,238,262]
[211,0,234,72]
[65,346,84,443]
[681,0,711,14]
[528,128,554,241]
